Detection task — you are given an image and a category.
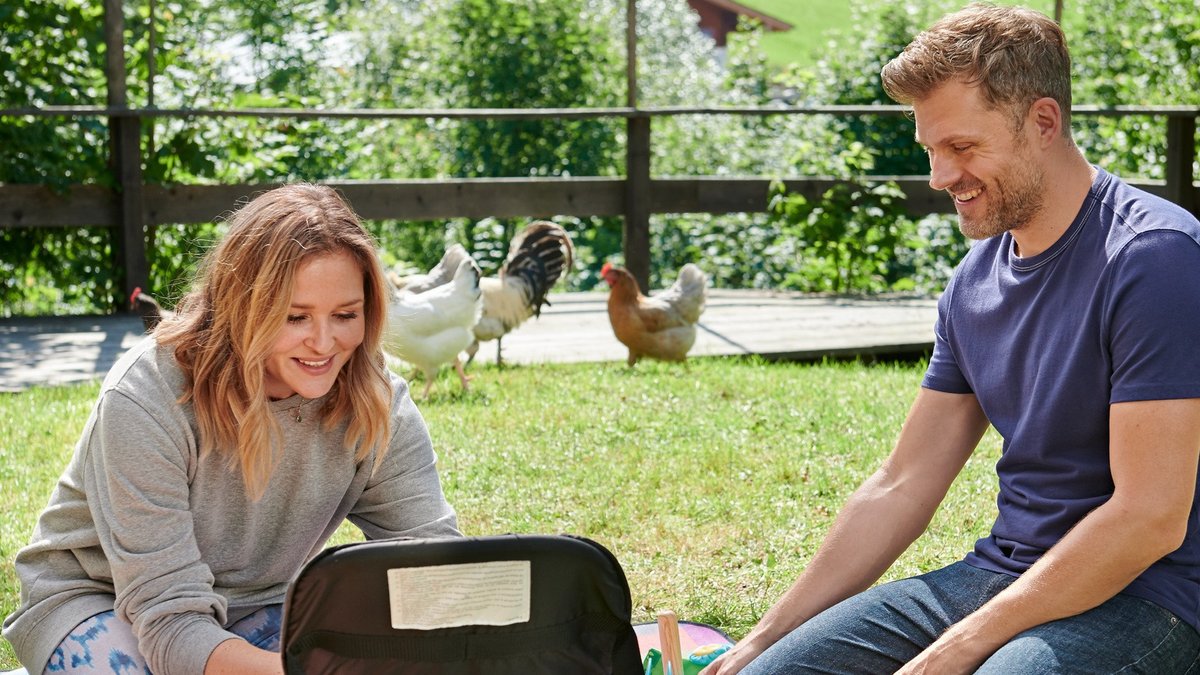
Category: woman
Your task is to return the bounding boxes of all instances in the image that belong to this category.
[2,184,460,675]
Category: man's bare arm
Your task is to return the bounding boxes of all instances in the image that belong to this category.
[898,397,1200,674]
[704,387,989,675]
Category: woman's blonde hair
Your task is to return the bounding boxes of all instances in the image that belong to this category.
[155,184,392,499]
[881,2,1073,134]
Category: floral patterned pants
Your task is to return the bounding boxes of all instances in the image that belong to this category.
[44,605,282,674]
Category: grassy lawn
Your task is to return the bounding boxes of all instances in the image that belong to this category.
[0,357,1002,669]
[736,1,852,69]
[741,0,1074,70]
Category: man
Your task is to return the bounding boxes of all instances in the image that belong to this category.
[705,4,1200,674]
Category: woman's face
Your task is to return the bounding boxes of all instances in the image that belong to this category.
[263,250,367,400]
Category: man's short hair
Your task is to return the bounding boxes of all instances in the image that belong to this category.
[881,2,1072,131]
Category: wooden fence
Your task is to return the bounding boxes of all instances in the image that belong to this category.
[1,1,1197,312]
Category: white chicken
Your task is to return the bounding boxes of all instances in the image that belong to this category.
[382,257,483,398]
[467,220,575,364]
[387,244,472,296]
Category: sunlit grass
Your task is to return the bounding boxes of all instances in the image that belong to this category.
[0,357,1001,668]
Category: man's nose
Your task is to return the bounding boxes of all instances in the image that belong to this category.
[927,153,958,192]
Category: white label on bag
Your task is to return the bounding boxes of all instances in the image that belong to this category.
[386,560,532,629]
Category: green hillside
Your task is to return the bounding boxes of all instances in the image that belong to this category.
[737,0,1070,70]
[737,1,851,69]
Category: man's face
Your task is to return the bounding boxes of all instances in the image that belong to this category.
[914,80,1045,242]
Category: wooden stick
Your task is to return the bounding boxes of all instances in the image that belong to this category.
[657,610,684,675]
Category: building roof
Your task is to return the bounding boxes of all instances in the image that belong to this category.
[691,0,793,32]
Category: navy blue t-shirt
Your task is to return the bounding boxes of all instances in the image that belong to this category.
[923,167,1200,632]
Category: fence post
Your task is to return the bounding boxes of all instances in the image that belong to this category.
[623,0,651,292]
[105,0,149,314]
[1165,115,1197,217]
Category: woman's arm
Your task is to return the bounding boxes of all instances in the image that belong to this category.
[349,376,460,539]
[204,638,284,675]
[86,387,237,675]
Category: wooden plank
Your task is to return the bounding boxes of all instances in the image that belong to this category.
[105,0,148,311]
[112,116,149,307]
[465,291,938,366]
[649,177,956,215]
[7,104,1200,120]
[0,184,118,227]
[141,179,630,224]
[624,117,652,291]
[1166,116,1197,216]
[626,0,637,108]
[1,292,940,391]
[334,179,626,220]
[0,177,1183,228]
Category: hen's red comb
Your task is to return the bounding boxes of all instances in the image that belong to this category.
[600,262,613,276]
[129,286,143,305]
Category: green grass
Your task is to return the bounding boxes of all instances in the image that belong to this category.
[740,0,1076,70]
[0,357,1003,668]
[736,1,852,69]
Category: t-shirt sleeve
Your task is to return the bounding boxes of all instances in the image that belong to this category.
[922,276,974,394]
[85,390,236,675]
[349,375,461,540]
[1106,229,1200,403]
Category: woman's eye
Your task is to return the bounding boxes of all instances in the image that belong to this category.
[286,315,307,324]
[336,312,359,321]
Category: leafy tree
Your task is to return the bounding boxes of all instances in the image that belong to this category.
[0,0,113,314]
[1068,0,1200,180]
[801,2,952,177]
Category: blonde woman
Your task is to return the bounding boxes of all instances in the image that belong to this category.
[3,185,460,675]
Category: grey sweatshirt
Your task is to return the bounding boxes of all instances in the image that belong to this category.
[2,337,460,674]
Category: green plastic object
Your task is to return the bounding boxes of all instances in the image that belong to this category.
[641,643,732,675]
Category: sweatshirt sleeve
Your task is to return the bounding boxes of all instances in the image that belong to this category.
[83,389,238,675]
[348,376,461,540]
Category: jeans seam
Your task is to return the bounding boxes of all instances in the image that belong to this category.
[1112,614,1184,674]
[973,566,1011,612]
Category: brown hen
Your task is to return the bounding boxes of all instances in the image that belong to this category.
[599,262,708,366]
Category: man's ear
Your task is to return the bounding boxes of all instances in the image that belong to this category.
[1027,97,1062,148]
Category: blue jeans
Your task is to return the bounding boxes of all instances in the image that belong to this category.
[44,605,282,674]
[743,561,1200,674]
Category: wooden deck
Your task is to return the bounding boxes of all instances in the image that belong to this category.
[0,290,938,393]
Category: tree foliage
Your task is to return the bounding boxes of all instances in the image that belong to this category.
[1068,0,1200,179]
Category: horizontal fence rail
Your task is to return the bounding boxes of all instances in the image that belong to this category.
[6,103,1200,119]
[1,175,1184,229]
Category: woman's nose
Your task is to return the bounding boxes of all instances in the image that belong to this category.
[307,319,335,352]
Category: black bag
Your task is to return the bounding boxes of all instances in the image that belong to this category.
[281,534,643,674]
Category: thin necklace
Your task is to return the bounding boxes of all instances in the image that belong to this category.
[283,397,313,423]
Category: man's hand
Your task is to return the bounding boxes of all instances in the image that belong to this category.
[894,624,1001,675]
[698,637,768,675]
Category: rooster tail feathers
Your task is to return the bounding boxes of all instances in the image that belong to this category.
[503,220,575,317]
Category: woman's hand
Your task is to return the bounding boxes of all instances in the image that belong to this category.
[204,638,285,675]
